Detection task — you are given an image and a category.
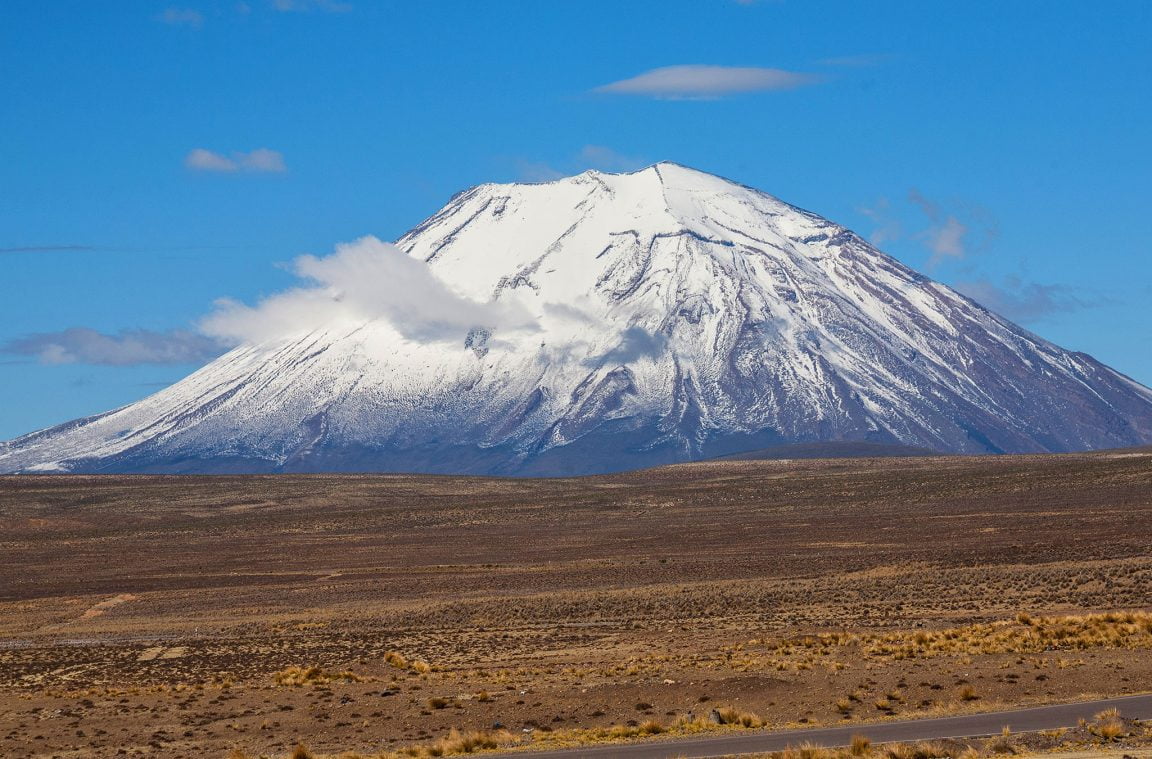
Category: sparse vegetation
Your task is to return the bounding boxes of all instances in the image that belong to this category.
[1088,707,1126,741]
[6,455,1152,757]
[273,666,364,687]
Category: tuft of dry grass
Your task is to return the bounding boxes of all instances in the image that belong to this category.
[273,666,364,687]
[713,706,765,727]
[983,726,1015,755]
[1087,707,1126,741]
[850,734,871,756]
[956,684,979,702]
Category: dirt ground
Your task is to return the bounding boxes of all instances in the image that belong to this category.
[1,450,1150,758]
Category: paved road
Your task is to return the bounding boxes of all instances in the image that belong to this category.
[487,693,1152,759]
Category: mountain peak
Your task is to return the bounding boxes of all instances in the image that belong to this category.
[3,165,1151,475]
[518,161,745,195]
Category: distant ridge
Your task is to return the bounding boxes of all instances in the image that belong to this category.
[711,441,940,461]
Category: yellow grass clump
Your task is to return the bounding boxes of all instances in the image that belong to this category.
[861,611,1152,659]
[273,666,364,687]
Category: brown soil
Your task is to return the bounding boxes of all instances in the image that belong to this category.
[1,450,1150,758]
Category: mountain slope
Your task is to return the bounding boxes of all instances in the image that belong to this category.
[4,162,1152,474]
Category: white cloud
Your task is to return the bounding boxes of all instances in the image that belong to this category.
[185,149,238,172]
[200,236,537,344]
[158,7,204,28]
[240,148,287,172]
[593,65,819,99]
[184,148,287,173]
[6,239,539,367]
[3,328,225,366]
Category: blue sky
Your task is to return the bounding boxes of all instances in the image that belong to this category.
[2,1,1151,439]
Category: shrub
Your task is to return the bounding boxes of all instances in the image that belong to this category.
[429,728,515,755]
[986,726,1015,754]
[1090,710,1125,741]
[850,734,871,756]
[638,720,664,735]
[273,665,362,687]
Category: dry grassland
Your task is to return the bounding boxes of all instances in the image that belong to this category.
[0,450,1150,757]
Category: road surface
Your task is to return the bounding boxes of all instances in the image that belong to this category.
[486,693,1152,759]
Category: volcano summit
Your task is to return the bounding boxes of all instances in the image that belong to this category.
[4,163,1151,474]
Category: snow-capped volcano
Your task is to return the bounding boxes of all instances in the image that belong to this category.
[4,162,1152,474]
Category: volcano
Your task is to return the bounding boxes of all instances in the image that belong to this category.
[4,162,1151,474]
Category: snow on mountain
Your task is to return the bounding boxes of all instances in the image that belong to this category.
[4,162,1152,475]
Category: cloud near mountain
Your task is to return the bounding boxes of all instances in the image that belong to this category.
[199,236,538,345]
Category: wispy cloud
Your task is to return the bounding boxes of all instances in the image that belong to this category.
[954,276,1105,324]
[516,160,566,183]
[158,7,204,28]
[585,327,667,367]
[516,145,649,182]
[909,189,970,268]
[578,145,647,173]
[200,236,537,344]
[271,0,351,12]
[858,189,996,268]
[858,198,902,246]
[927,217,967,261]
[185,148,287,173]
[8,238,541,368]
[3,328,227,366]
[593,65,819,100]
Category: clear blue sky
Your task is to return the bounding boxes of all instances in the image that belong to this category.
[2,1,1151,439]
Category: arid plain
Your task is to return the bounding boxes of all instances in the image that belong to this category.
[2,450,1151,758]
